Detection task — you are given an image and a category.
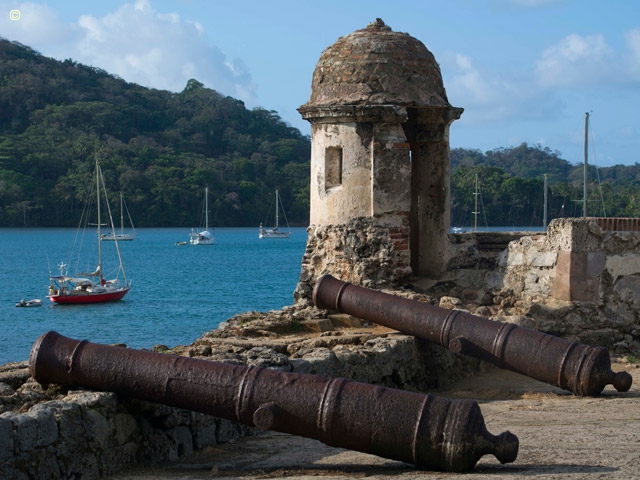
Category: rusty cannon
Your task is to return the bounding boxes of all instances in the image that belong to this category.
[313,274,632,397]
[30,331,518,472]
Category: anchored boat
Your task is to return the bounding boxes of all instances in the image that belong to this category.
[48,156,131,304]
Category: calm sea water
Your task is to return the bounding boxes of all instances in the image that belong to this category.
[0,227,308,364]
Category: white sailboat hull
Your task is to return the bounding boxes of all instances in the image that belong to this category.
[259,189,291,239]
[259,228,291,239]
[189,187,215,245]
[189,229,215,245]
[101,232,136,241]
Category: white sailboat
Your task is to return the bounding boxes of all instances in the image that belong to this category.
[48,157,131,304]
[101,193,136,241]
[190,186,215,245]
[259,189,291,239]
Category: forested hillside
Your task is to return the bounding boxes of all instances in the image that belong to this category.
[0,38,311,227]
[1,38,639,229]
[451,144,640,227]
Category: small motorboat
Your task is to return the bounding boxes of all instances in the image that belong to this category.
[16,299,43,308]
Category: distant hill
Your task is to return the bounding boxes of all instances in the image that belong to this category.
[450,144,640,227]
[1,38,638,228]
[0,38,311,227]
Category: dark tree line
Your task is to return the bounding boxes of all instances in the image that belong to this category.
[451,145,640,228]
[2,38,639,229]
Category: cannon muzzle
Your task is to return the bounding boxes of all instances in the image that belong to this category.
[313,274,632,396]
[29,331,517,472]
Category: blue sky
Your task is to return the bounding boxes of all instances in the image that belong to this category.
[2,0,639,166]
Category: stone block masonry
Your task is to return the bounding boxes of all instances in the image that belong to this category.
[486,218,640,351]
[295,217,412,301]
[0,376,252,479]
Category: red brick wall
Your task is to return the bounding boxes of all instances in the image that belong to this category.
[594,217,640,232]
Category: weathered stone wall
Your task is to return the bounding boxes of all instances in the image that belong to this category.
[0,362,252,480]
[308,121,374,225]
[295,218,412,302]
[432,218,640,353]
[501,218,640,305]
[498,218,640,350]
[294,217,639,353]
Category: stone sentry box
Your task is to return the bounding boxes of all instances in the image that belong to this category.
[297,19,462,290]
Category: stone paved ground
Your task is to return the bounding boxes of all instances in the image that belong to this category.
[112,362,640,480]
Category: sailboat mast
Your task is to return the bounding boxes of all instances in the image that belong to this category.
[120,193,124,235]
[96,157,103,279]
[473,173,479,232]
[205,186,209,231]
[275,190,279,228]
[583,112,589,217]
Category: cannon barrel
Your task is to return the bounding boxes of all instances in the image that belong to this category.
[30,331,518,472]
[313,274,632,397]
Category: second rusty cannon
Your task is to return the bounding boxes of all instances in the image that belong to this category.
[30,331,518,472]
[313,274,632,396]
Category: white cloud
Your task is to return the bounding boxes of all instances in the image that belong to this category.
[133,0,151,13]
[446,54,499,109]
[625,28,640,80]
[0,0,258,104]
[0,1,70,45]
[192,21,204,34]
[536,34,614,87]
[77,15,105,42]
[443,52,559,126]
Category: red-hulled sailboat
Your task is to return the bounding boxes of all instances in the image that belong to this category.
[48,156,131,304]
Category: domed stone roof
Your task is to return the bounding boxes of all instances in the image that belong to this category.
[300,19,451,110]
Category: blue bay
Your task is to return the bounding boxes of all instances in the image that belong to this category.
[0,228,307,364]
